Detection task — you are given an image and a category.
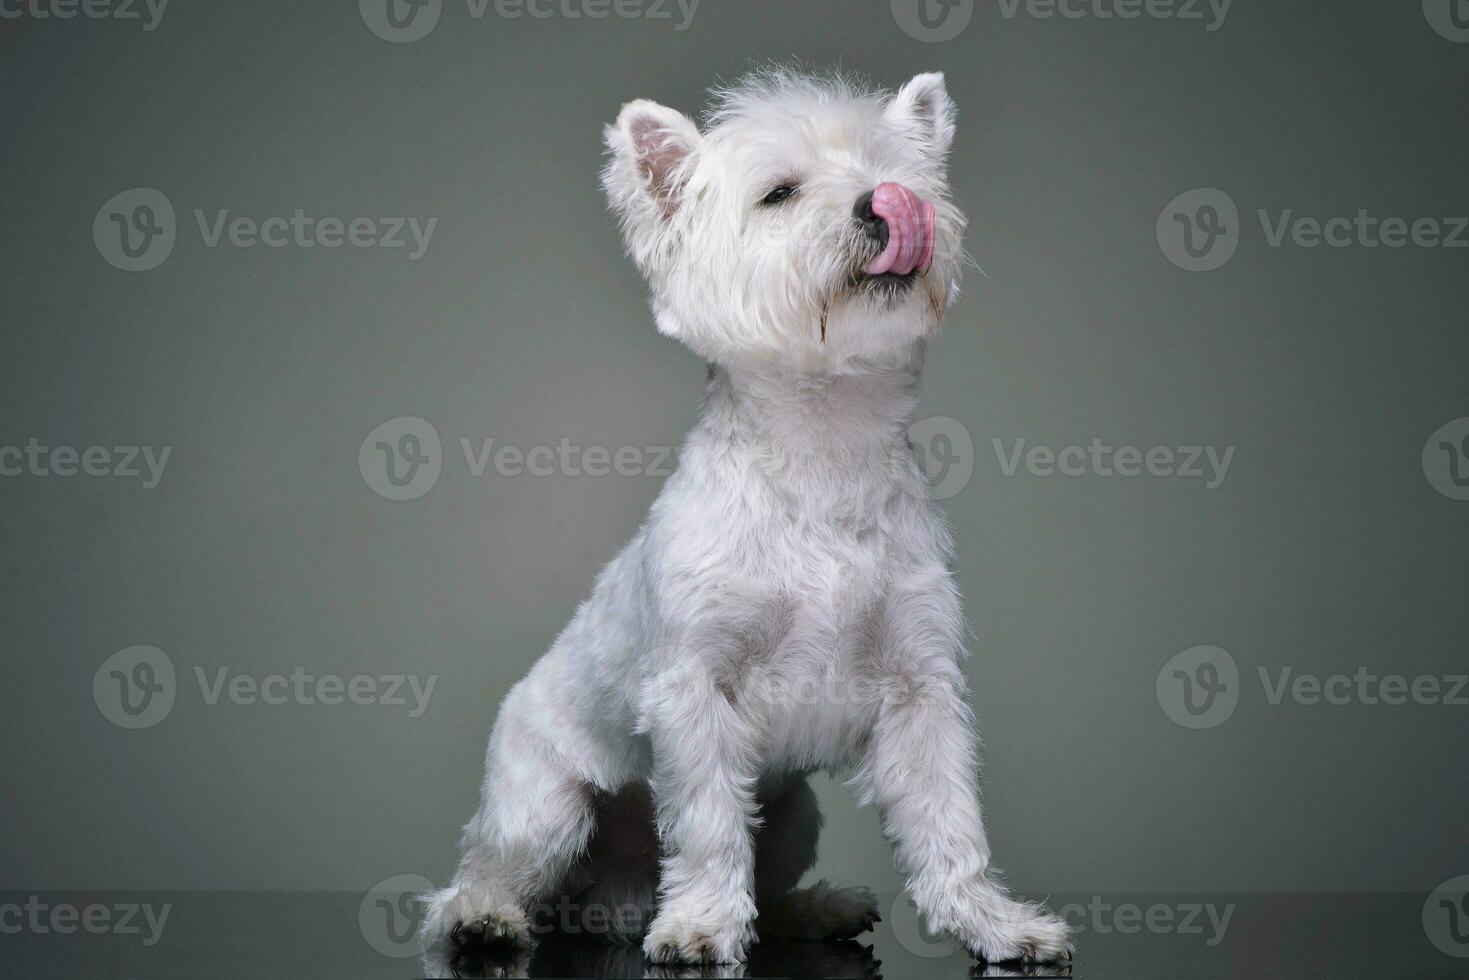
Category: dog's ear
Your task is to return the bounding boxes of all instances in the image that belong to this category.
[883,72,956,161]
[603,99,701,223]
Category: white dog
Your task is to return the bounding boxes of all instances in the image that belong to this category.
[423,67,1071,967]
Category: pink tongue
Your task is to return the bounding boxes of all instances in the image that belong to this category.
[864,182,936,277]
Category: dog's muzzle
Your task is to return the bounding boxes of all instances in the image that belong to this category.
[853,182,936,278]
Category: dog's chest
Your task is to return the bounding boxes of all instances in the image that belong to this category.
[709,512,918,767]
[745,588,888,771]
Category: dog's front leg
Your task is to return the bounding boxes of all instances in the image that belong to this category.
[640,659,759,965]
[857,586,1072,964]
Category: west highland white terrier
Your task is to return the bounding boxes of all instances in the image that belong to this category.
[423,67,1071,967]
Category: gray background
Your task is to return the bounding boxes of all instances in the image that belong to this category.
[1,0,1465,904]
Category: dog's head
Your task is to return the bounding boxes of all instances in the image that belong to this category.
[603,69,966,371]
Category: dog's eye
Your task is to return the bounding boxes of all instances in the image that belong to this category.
[760,184,798,206]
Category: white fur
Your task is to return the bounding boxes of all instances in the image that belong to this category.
[423,68,1071,967]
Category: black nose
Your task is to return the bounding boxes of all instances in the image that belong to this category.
[853,190,889,250]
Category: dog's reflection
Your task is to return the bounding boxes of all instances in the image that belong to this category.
[970,961,1072,978]
[422,937,881,979]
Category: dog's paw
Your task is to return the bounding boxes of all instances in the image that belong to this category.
[421,883,532,951]
[956,899,1072,965]
[759,881,880,941]
[643,908,751,965]
[451,911,532,951]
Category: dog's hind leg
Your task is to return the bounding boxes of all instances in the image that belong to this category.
[422,663,623,950]
[753,775,880,942]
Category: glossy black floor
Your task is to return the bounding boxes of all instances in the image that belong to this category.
[3,891,1466,978]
